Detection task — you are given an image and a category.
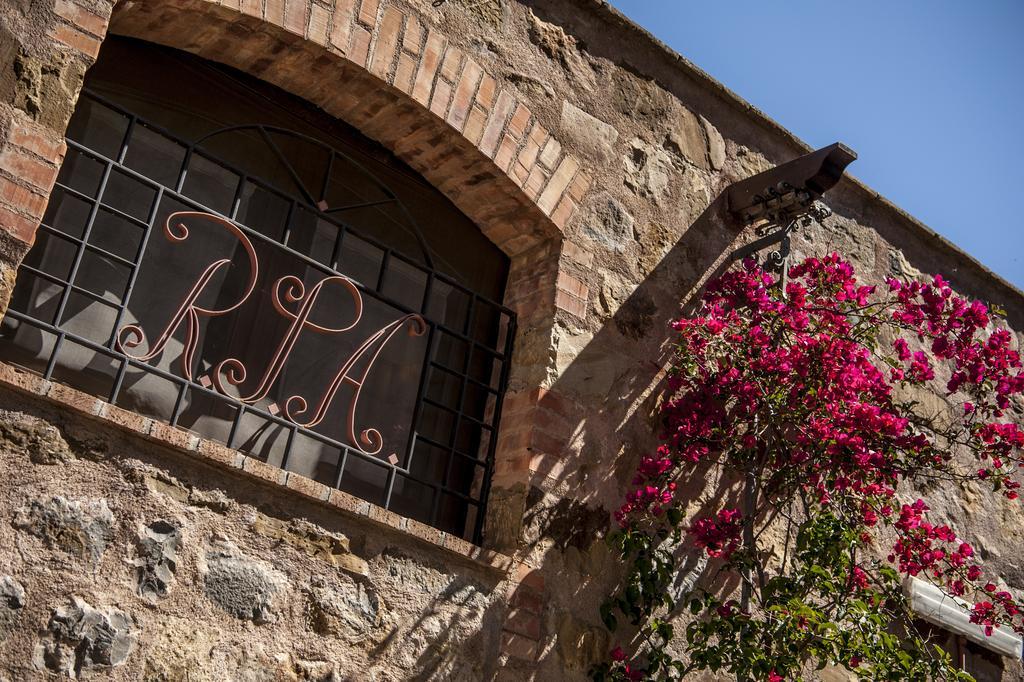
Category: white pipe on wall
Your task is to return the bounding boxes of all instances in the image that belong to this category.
[904,577,1023,660]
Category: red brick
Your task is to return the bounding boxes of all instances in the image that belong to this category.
[285,472,331,501]
[463,106,488,145]
[53,0,108,38]
[567,170,591,202]
[555,289,586,318]
[50,23,101,59]
[149,421,198,451]
[46,382,101,416]
[516,565,546,590]
[403,15,424,54]
[439,46,462,82]
[369,5,402,79]
[412,31,445,106]
[242,455,286,485]
[329,0,357,53]
[474,548,514,572]
[0,205,39,245]
[8,120,65,162]
[531,429,570,461]
[328,488,371,516]
[447,59,482,131]
[492,134,518,172]
[98,402,152,434]
[539,136,561,169]
[240,0,262,17]
[532,405,573,439]
[264,0,285,26]
[523,165,547,200]
[510,586,544,614]
[492,456,530,483]
[495,425,532,453]
[537,155,580,215]
[0,177,47,219]
[428,78,452,118]
[197,439,243,468]
[349,25,371,67]
[478,90,515,157]
[562,240,594,268]
[306,3,330,44]
[535,387,580,419]
[551,194,578,229]
[500,631,538,661]
[393,53,417,93]
[357,0,378,26]
[0,148,58,193]
[0,362,48,395]
[510,161,529,186]
[403,517,444,545]
[282,0,308,35]
[507,103,531,139]
[516,132,541,170]
[475,74,496,110]
[442,533,476,557]
[367,503,405,530]
[504,608,541,640]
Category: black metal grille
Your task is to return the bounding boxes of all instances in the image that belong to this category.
[0,90,514,543]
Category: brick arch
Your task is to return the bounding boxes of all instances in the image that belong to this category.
[107,0,591,257]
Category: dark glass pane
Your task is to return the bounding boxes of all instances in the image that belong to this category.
[437,494,477,537]
[178,389,238,444]
[409,438,448,486]
[181,153,238,214]
[124,123,185,188]
[434,331,468,372]
[338,455,388,507]
[23,230,77,282]
[42,188,93,239]
[382,255,428,312]
[236,182,290,240]
[114,367,178,422]
[447,453,484,493]
[389,474,435,521]
[75,250,131,301]
[418,402,456,446]
[89,208,143,261]
[50,338,117,399]
[425,366,462,411]
[7,272,63,324]
[66,97,128,158]
[57,148,105,198]
[59,292,118,345]
[103,168,157,221]
[337,233,383,288]
[287,207,336,265]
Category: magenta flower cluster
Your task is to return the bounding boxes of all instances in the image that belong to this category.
[614,253,1024,644]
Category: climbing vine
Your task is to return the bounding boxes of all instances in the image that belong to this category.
[594,255,1024,681]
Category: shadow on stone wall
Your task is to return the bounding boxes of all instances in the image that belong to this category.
[504,189,756,676]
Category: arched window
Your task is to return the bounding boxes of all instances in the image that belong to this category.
[0,37,514,542]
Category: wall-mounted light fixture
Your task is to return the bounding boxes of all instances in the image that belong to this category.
[725,142,857,284]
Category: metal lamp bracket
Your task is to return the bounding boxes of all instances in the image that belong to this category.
[725,142,857,287]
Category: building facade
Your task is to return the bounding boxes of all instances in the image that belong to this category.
[0,0,1021,679]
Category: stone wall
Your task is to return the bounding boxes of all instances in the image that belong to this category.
[0,0,1021,679]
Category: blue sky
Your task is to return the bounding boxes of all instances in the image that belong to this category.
[609,0,1024,291]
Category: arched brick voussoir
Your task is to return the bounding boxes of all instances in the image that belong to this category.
[107,0,592,257]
